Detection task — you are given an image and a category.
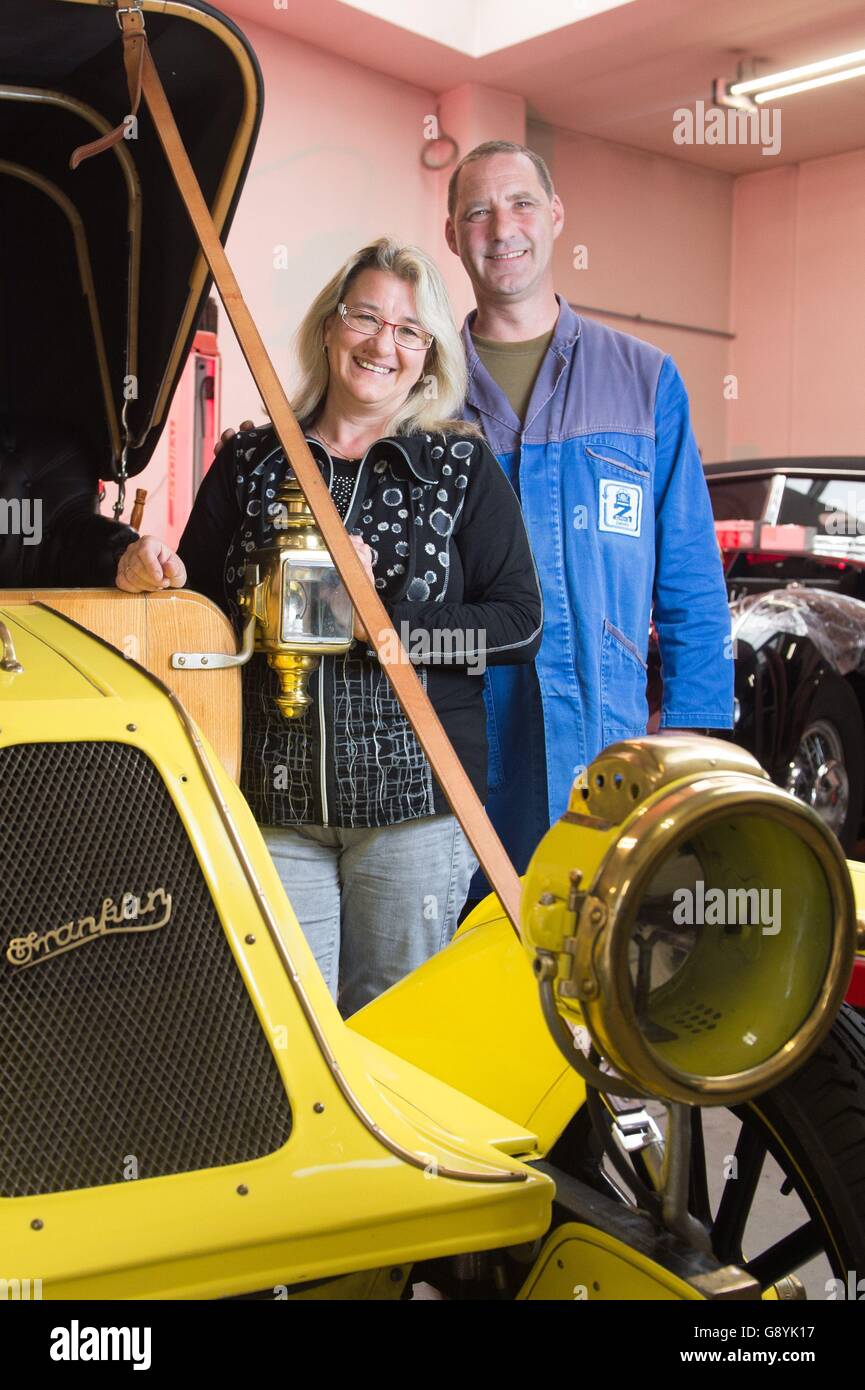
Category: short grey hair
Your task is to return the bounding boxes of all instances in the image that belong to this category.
[447,140,554,219]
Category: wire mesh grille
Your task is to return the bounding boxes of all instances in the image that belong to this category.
[0,740,292,1196]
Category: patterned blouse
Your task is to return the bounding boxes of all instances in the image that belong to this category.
[178,424,543,829]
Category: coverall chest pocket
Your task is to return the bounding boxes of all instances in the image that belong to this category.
[584,443,651,543]
[601,620,649,747]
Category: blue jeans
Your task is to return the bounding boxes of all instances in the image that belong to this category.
[261,816,479,1017]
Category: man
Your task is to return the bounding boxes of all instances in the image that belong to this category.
[444,140,733,882]
[0,417,185,591]
[0,421,134,587]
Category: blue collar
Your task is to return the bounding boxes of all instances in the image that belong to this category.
[462,294,581,429]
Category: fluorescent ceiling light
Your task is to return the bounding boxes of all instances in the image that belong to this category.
[337,0,636,58]
[752,63,865,104]
[730,47,865,96]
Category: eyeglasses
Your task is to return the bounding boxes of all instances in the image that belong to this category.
[337,302,434,351]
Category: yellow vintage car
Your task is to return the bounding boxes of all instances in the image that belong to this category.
[2,0,865,1303]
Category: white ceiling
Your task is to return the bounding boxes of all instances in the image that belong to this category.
[337,0,637,58]
[226,0,865,173]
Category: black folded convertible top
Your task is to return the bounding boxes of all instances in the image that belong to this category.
[0,0,263,480]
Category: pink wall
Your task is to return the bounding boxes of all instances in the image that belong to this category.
[729,148,865,461]
[431,82,528,323]
[535,122,733,462]
[191,21,738,467]
[218,17,441,433]
[126,18,442,539]
[131,21,865,540]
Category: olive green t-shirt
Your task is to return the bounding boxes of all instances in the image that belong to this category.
[471,328,555,425]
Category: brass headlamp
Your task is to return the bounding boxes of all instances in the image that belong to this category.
[522,735,856,1107]
[172,471,353,716]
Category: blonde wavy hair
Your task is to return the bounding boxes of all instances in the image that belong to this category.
[291,237,482,438]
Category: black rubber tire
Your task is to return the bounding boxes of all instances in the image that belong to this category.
[790,675,865,851]
[549,1005,865,1287]
[738,1003,865,1278]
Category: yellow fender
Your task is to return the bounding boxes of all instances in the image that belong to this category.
[349,895,586,1155]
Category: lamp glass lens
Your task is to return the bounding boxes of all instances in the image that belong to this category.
[626,814,834,1079]
[280,556,353,646]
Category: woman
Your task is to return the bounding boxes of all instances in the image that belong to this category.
[119,237,542,1016]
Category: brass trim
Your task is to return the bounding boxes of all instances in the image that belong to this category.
[148,1,258,436]
[0,84,142,399]
[580,774,856,1106]
[771,1275,807,1301]
[0,618,23,673]
[689,1267,762,1301]
[856,910,865,953]
[6,887,172,969]
[569,734,767,824]
[28,604,527,1186]
[0,162,121,460]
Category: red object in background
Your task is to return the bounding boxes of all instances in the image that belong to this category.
[166,319,221,549]
[847,957,865,1009]
[101,300,222,548]
[715,519,812,559]
[714,519,757,554]
[193,327,220,490]
[757,523,809,553]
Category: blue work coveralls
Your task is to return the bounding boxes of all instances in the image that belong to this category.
[462,297,734,880]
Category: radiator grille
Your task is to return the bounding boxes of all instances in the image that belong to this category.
[0,741,292,1196]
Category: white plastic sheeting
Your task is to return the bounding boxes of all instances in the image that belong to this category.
[731,588,865,676]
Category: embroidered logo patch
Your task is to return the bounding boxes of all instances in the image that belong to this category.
[598,479,642,537]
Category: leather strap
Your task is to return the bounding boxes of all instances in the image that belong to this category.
[69,8,146,170]
[72,5,524,932]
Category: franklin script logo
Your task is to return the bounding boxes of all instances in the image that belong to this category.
[5,888,172,969]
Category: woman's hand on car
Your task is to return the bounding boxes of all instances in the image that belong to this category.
[115,537,187,592]
[349,533,375,641]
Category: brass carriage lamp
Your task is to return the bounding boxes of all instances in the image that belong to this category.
[172,471,354,717]
[521,735,856,1108]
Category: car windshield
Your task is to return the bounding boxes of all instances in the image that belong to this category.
[708,477,771,521]
[709,474,865,536]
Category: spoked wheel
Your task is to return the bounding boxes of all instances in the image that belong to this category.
[784,676,865,851]
[786,720,849,838]
[549,1005,865,1298]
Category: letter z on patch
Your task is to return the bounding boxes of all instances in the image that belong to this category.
[599,479,642,537]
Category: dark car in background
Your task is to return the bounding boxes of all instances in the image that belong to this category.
[706,458,865,856]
